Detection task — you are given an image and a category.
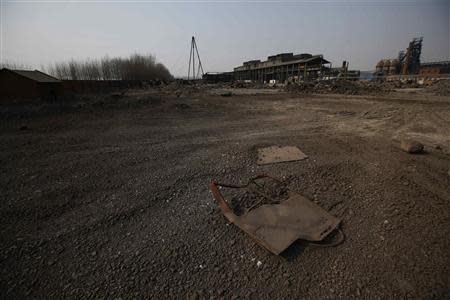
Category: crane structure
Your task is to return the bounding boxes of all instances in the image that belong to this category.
[187,36,204,80]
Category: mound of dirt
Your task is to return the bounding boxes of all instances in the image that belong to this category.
[286,80,391,95]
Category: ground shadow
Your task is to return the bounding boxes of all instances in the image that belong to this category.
[280,240,307,261]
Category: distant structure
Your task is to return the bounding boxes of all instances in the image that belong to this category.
[419,61,450,76]
[375,37,423,76]
[398,37,423,75]
[202,72,234,83]
[233,53,331,83]
[0,68,62,100]
[187,36,204,80]
[374,37,450,78]
[328,60,360,81]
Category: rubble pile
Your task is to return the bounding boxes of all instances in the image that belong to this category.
[384,80,421,89]
[229,81,264,89]
[286,80,391,95]
[429,80,450,96]
[162,81,206,96]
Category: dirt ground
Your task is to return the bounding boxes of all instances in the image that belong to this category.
[1,86,449,299]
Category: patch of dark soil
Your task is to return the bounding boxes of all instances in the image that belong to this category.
[1,90,449,299]
[172,103,192,110]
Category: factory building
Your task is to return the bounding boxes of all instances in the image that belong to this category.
[419,61,450,76]
[234,53,331,83]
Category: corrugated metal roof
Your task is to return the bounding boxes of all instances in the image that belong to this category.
[3,69,61,83]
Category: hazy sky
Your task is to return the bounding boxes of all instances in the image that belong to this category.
[1,0,449,76]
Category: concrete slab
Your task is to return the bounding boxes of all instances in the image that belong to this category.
[257,146,308,165]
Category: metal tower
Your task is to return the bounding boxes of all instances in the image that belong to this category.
[399,37,423,75]
[187,36,204,80]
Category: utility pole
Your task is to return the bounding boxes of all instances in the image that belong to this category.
[187,36,204,80]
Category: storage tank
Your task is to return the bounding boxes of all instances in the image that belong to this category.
[376,60,384,73]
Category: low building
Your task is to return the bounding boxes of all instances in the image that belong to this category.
[234,53,331,83]
[0,68,62,101]
[420,61,450,76]
[202,72,234,83]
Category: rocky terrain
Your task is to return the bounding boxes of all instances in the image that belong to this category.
[1,86,449,299]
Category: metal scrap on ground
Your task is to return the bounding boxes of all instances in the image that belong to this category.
[210,175,342,255]
[257,146,308,165]
[400,139,424,154]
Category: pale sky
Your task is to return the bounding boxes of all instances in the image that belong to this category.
[1,0,449,77]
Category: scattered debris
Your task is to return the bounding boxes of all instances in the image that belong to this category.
[257,146,308,165]
[428,80,450,96]
[209,175,342,255]
[286,79,392,95]
[400,140,424,154]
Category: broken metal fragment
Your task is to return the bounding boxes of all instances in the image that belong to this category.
[400,140,424,154]
[210,175,342,255]
[257,146,308,165]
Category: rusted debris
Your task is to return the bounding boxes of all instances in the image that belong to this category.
[210,174,342,255]
[257,146,308,165]
[400,140,424,154]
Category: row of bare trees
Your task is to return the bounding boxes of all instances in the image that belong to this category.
[1,54,173,81]
[0,61,33,70]
[47,54,173,81]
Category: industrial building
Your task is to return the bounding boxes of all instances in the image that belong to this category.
[375,37,424,76]
[419,61,450,76]
[233,53,331,83]
[373,37,450,78]
[0,68,62,100]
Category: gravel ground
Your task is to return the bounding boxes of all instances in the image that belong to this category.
[1,88,449,299]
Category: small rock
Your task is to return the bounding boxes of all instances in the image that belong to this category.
[189,291,200,300]
[256,261,262,268]
[400,140,424,154]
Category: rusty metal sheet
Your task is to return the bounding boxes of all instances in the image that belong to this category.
[257,146,308,165]
[210,175,341,255]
